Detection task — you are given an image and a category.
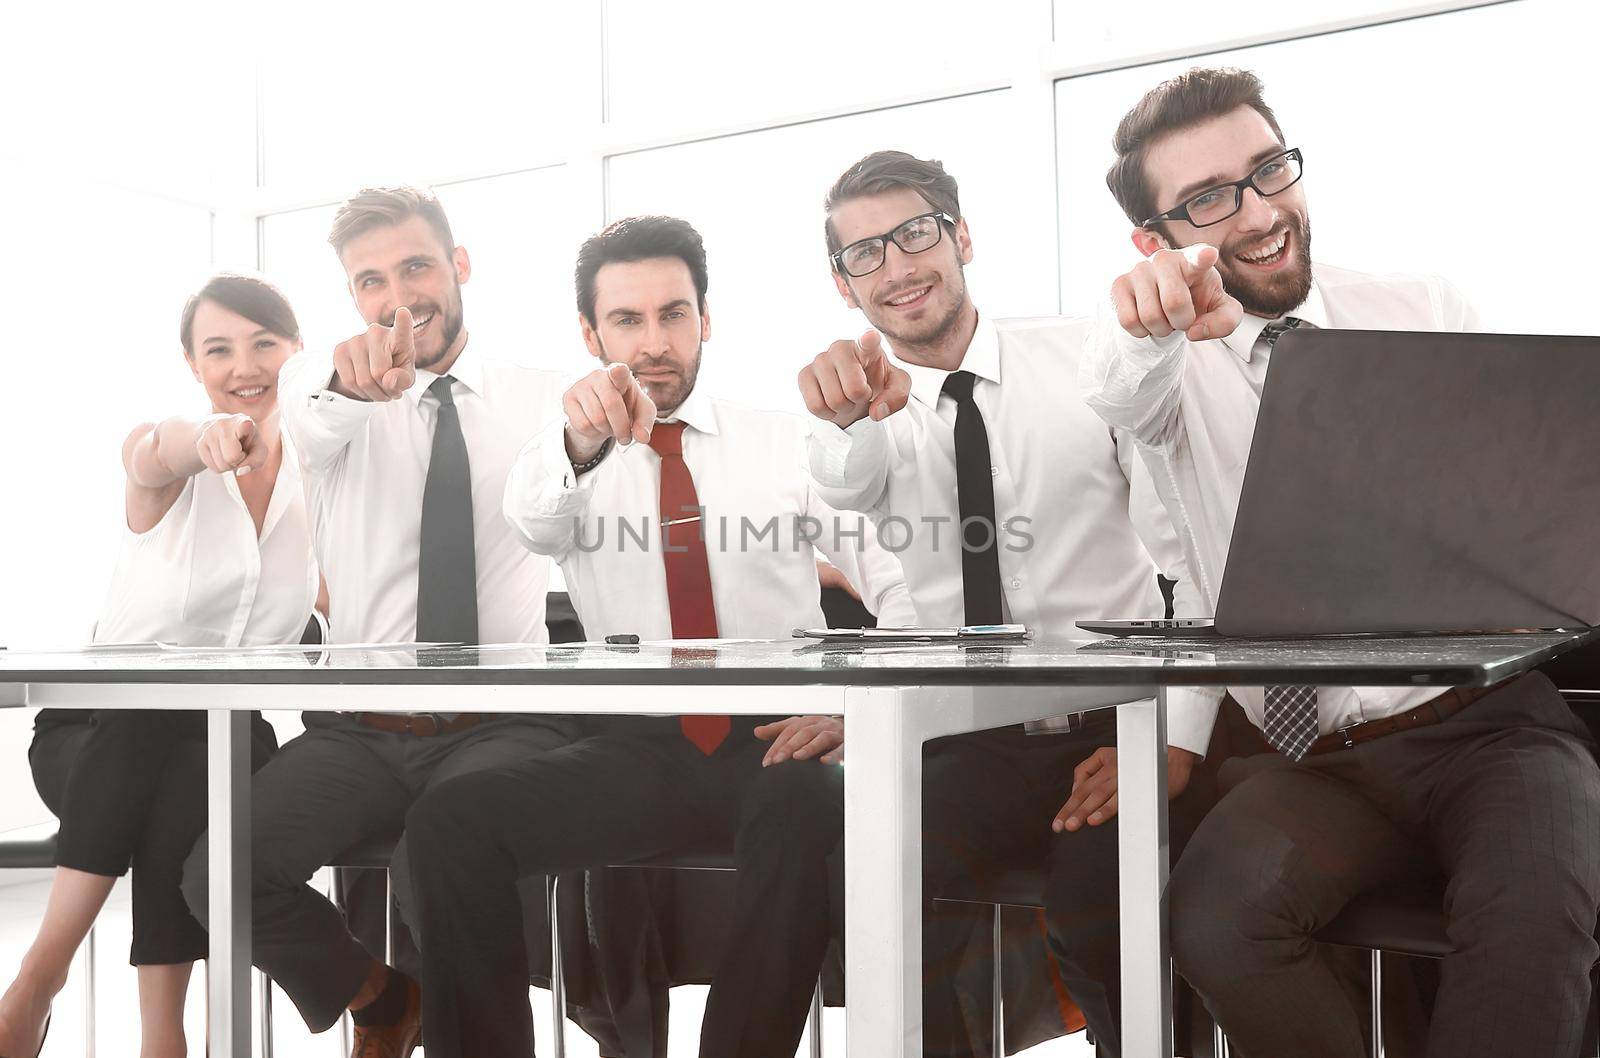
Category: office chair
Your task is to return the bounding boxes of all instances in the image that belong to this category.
[548,852,826,1058]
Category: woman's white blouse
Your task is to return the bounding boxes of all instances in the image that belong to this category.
[95,447,317,648]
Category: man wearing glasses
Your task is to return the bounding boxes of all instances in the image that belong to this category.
[799,150,1220,1057]
[1080,66,1600,1056]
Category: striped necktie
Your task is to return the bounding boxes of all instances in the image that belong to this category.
[1257,316,1319,758]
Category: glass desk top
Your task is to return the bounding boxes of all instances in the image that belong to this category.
[1,630,1594,688]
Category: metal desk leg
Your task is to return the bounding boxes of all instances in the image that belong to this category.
[843,686,922,1057]
[1118,687,1172,1058]
[207,709,252,1058]
[846,685,963,1058]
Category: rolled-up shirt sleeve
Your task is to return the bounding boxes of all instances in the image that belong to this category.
[1079,311,1190,450]
[502,419,598,561]
[805,416,892,517]
[1166,686,1224,758]
[277,352,384,473]
[807,486,918,627]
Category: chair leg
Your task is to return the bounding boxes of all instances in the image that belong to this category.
[548,875,566,1058]
[82,924,96,1058]
[384,871,395,967]
[807,976,824,1058]
[992,904,1004,1058]
[257,971,275,1058]
[1212,1021,1229,1058]
[1370,949,1385,1058]
[330,870,352,1058]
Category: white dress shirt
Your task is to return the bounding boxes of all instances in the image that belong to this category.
[1080,262,1481,736]
[279,340,566,644]
[504,385,917,640]
[96,457,317,647]
[806,314,1217,754]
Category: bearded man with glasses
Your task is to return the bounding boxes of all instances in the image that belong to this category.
[1080,66,1600,1057]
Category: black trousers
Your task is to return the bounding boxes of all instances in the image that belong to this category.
[404,718,844,1058]
[1170,672,1600,1058]
[921,719,1216,1058]
[181,711,576,1032]
[28,709,276,965]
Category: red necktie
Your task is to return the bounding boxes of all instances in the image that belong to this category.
[648,422,730,755]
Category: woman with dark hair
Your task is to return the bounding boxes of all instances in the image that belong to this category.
[0,274,319,1058]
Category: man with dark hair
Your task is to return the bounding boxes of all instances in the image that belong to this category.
[182,186,578,1058]
[403,214,916,1058]
[1080,66,1600,1056]
[800,148,1218,1057]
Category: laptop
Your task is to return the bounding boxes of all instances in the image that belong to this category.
[1079,329,1600,638]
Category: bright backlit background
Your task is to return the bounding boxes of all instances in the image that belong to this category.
[0,1,1594,1053]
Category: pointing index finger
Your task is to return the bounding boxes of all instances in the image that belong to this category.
[1179,243,1220,281]
[392,306,416,364]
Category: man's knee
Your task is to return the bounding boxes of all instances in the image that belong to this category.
[1448,858,1600,968]
[404,776,485,861]
[739,760,842,853]
[1168,818,1296,987]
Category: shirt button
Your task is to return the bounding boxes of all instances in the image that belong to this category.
[990,466,999,477]
[1010,578,1022,589]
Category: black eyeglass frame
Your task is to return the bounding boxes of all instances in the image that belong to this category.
[830,210,957,278]
[1141,147,1304,230]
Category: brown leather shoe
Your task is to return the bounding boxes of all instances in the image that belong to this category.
[350,975,421,1058]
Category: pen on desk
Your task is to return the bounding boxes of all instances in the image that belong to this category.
[605,634,640,645]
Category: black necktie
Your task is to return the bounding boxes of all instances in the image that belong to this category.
[417,375,479,645]
[942,370,1004,625]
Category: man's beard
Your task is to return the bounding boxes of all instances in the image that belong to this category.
[1216,214,1314,319]
[601,339,702,418]
[867,266,970,350]
[398,283,466,371]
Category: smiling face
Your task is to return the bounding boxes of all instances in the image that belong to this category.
[1138,105,1313,318]
[186,299,299,416]
[828,186,974,357]
[339,214,471,371]
[581,256,709,417]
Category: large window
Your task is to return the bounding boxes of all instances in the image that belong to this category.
[608,89,1057,414]
[254,3,591,193]
[1055,0,1597,333]
[605,1,1022,129]
[259,166,591,378]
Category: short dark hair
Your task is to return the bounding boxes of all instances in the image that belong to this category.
[179,274,300,356]
[1106,67,1286,226]
[327,186,456,257]
[823,150,962,258]
[574,215,709,328]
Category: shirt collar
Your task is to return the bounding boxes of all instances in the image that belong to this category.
[901,312,1001,408]
[407,335,482,407]
[660,382,720,436]
[1220,277,1330,363]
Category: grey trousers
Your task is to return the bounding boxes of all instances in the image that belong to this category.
[181,711,576,1032]
[1170,672,1600,1058]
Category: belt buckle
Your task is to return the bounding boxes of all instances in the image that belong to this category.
[1336,724,1358,750]
[409,713,446,737]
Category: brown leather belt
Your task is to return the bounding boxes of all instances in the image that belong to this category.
[1305,680,1510,756]
[356,712,481,738]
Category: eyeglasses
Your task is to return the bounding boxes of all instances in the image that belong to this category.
[1142,148,1304,229]
[831,211,954,278]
